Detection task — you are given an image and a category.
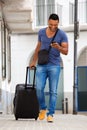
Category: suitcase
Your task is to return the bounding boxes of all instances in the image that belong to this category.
[13,67,39,120]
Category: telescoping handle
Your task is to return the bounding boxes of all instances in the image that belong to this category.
[25,66,36,89]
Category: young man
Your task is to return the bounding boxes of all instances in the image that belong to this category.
[30,13,68,122]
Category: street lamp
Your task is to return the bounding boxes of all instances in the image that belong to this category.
[73,0,79,114]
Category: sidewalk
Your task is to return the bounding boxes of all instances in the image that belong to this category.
[0,111,87,130]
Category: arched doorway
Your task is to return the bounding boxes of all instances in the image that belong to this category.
[77,47,87,111]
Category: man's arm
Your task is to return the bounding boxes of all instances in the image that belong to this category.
[29,41,41,67]
[51,42,68,55]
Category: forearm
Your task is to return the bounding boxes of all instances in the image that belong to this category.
[31,42,41,65]
[57,44,68,55]
[51,42,68,55]
[32,51,38,64]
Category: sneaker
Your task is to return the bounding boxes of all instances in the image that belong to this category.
[47,115,53,122]
[39,110,46,120]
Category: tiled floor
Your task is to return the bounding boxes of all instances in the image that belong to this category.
[0,111,87,130]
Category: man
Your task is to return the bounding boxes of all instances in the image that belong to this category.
[30,13,68,122]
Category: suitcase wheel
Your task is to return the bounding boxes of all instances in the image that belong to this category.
[15,117,18,120]
[35,117,38,120]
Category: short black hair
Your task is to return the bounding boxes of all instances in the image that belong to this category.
[48,13,59,21]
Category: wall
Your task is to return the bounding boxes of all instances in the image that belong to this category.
[7,29,87,113]
[0,21,2,112]
[10,30,74,113]
[1,25,87,114]
[11,34,38,93]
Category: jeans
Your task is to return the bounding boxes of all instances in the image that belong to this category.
[36,64,60,116]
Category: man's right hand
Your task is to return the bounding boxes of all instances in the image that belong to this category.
[29,61,36,68]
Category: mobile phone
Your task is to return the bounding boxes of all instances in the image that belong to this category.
[52,41,57,44]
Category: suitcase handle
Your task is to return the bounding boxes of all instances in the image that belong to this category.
[25,66,36,89]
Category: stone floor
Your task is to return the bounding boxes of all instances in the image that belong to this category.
[0,111,87,130]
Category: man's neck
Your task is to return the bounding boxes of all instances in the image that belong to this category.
[46,27,56,38]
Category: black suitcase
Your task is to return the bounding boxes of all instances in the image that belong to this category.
[13,67,39,120]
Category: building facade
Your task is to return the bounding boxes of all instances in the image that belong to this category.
[0,0,87,114]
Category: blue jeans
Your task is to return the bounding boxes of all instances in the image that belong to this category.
[36,64,60,116]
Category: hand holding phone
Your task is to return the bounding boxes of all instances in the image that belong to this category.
[51,42,58,49]
[52,41,57,44]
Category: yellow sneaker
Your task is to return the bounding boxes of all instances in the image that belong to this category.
[47,115,53,122]
[39,110,46,120]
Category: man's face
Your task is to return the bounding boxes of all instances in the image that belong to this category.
[48,19,59,32]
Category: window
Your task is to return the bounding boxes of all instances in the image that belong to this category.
[1,21,6,79]
[7,35,11,82]
[78,1,87,23]
[69,2,74,24]
[35,0,62,26]
[1,20,11,81]
[69,1,87,24]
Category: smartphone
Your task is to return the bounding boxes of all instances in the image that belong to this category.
[52,41,57,44]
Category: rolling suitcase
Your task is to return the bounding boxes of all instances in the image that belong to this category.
[13,66,39,120]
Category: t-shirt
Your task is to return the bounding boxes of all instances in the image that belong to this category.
[38,28,68,65]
